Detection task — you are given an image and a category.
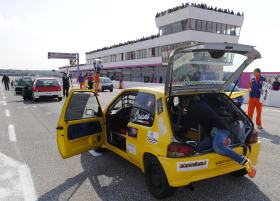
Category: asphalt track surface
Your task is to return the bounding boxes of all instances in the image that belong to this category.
[0,84,279,201]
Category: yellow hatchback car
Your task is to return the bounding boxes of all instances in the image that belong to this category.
[56,43,261,199]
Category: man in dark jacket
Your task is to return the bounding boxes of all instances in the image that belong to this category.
[178,96,256,178]
[2,74,10,91]
[62,72,71,97]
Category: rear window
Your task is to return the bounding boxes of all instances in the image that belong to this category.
[101,78,112,83]
[36,79,59,87]
[130,92,156,127]
[17,78,32,86]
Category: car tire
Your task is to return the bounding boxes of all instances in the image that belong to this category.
[144,155,175,199]
[110,88,113,92]
[57,97,62,102]
[33,95,39,102]
[230,168,247,177]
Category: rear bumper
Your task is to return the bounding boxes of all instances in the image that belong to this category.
[34,91,62,98]
[101,85,113,90]
[158,141,261,187]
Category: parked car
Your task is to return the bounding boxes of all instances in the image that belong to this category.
[225,83,248,107]
[56,43,261,199]
[23,77,62,102]
[99,77,113,92]
[14,77,33,95]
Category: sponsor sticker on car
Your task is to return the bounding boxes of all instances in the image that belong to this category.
[147,131,158,144]
[177,159,209,172]
[127,143,137,156]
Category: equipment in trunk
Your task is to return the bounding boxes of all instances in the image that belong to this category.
[169,93,253,152]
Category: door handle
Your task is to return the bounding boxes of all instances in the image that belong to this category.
[56,126,63,130]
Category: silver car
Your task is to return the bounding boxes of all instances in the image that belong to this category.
[99,77,113,92]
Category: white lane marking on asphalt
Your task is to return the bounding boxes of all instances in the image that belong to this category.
[8,124,16,142]
[0,152,37,201]
[2,96,6,100]
[18,165,37,201]
[0,101,7,106]
[89,150,102,157]
[5,109,10,117]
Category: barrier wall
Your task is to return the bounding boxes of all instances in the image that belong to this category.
[243,89,280,107]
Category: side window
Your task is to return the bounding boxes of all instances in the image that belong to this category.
[130,92,156,127]
[65,92,100,121]
[109,93,136,114]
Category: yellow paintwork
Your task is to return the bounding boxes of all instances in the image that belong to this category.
[57,87,261,188]
[225,89,249,99]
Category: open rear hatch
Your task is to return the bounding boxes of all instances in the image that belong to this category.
[165,43,261,96]
[165,43,261,154]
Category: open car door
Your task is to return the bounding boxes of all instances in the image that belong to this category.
[56,90,104,159]
[165,43,261,96]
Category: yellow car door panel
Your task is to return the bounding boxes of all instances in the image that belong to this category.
[57,90,104,159]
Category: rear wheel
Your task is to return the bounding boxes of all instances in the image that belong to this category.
[230,168,247,177]
[110,88,113,92]
[57,97,62,101]
[144,155,175,199]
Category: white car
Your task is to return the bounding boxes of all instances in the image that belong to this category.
[99,77,113,92]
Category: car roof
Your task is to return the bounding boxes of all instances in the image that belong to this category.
[34,77,57,80]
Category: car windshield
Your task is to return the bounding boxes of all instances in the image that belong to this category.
[171,51,247,89]
[37,79,59,87]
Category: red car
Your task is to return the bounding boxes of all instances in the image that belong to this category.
[31,77,62,102]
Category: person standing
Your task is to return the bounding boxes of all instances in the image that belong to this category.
[272,76,280,90]
[94,72,100,95]
[2,74,10,91]
[78,73,85,89]
[247,68,266,130]
[62,72,71,97]
[87,73,94,89]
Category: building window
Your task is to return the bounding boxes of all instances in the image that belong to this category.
[182,19,188,31]
[190,19,196,30]
[207,21,212,32]
[171,22,182,33]
[196,20,202,31]
[221,23,227,34]
[216,23,222,34]
[201,20,207,32]
[211,22,217,33]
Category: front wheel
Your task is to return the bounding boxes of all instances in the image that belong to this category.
[57,97,62,101]
[144,156,175,199]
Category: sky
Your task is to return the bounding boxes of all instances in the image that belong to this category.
[0,0,279,72]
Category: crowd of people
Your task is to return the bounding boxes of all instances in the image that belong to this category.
[155,2,244,18]
[86,34,160,54]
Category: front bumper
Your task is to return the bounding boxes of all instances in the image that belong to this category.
[158,141,261,187]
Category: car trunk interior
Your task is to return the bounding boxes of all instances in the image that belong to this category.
[168,93,253,153]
